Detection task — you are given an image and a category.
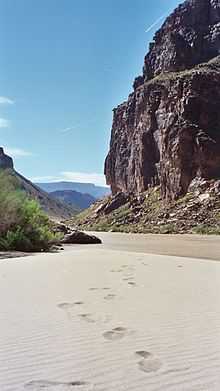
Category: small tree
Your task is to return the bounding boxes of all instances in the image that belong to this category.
[0,170,60,251]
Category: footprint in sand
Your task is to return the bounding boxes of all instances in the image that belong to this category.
[138,358,162,373]
[103,327,128,341]
[122,265,134,270]
[135,350,152,359]
[79,313,110,324]
[57,302,84,320]
[104,294,116,301]
[57,302,83,311]
[135,351,162,373]
[24,379,93,390]
[57,303,75,311]
[128,281,137,287]
[78,313,96,323]
[123,277,134,281]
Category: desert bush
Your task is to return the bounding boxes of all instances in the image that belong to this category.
[0,170,59,251]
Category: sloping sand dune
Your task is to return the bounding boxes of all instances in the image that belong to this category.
[0,244,220,390]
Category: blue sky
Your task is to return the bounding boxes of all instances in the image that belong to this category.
[0,0,182,186]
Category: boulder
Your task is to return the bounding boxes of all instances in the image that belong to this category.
[62,231,102,244]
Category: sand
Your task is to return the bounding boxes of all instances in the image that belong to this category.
[0,234,220,390]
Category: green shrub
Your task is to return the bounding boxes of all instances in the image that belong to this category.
[192,224,220,235]
[0,170,60,251]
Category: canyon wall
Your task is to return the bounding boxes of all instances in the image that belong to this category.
[105,0,220,199]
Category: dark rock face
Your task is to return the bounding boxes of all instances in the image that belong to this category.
[0,148,14,170]
[105,0,220,200]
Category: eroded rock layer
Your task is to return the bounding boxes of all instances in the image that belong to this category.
[105,0,220,200]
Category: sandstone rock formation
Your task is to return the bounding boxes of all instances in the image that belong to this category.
[0,148,13,169]
[105,0,220,200]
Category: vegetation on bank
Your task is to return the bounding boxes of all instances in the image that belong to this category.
[0,170,60,252]
[69,183,220,235]
[146,55,220,88]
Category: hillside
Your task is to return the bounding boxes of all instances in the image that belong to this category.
[0,149,76,220]
[50,190,96,210]
[70,178,220,234]
[14,172,76,220]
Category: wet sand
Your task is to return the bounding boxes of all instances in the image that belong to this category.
[90,232,220,261]
[0,234,220,390]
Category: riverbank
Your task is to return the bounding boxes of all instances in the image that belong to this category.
[0,235,220,390]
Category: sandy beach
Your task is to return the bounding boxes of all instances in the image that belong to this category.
[0,233,220,390]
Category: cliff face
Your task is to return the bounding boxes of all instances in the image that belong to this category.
[105,0,220,200]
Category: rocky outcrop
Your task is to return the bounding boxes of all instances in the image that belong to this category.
[105,0,220,200]
[0,148,13,169]
[93,192,129,215]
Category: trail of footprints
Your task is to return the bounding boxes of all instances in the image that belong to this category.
[25,380,93,390]
[27,262,165,390]
[24,349,163,390]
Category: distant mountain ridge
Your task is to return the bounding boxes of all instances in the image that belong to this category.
[36,181,110,199]
[50,190,96,210]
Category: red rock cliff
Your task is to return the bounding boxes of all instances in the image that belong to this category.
[105,0,220,200]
